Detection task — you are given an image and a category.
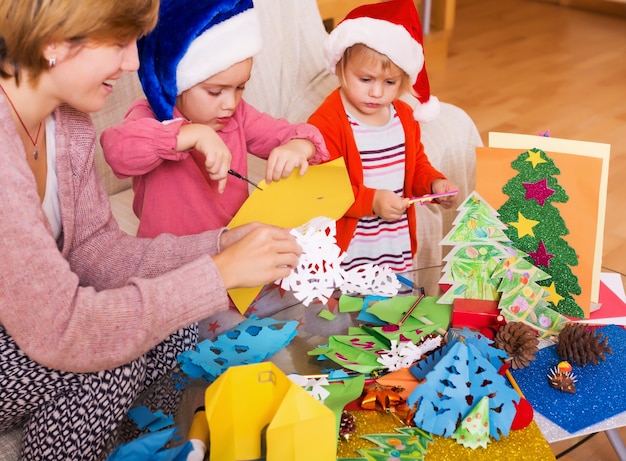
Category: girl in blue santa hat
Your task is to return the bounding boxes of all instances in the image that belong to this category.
[102,0,329,240]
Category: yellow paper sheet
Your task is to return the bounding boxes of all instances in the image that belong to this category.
[476,132,610,317]
[227,157,354,313]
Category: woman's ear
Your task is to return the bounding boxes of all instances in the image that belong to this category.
[43,41,72,67]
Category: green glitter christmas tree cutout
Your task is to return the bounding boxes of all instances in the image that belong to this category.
[497,148,583,318]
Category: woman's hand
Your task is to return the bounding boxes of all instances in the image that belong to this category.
[178,124,232,193]
[265,139,315,184]
[372,190,410,221]
[214,223,302,289]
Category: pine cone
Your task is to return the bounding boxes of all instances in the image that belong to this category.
[557,323,613,366]
[493,321,539,369]
[338,410,356,440]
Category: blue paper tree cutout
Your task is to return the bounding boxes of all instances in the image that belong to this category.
[177,315,298,381]
[408,339,519,440]
[409,341,455,381]
[106,427,192,461]
[450,328,509,370]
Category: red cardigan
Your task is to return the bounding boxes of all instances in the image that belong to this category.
[308,89,446,256]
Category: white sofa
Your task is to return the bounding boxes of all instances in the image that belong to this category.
[0,0,481,458]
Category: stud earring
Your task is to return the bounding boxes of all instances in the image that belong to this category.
[49,56,56,67]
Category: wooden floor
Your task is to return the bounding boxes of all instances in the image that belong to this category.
[427,0,626,459]
[429,0,626,278]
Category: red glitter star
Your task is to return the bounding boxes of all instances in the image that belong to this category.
[207,320,221,334]
[528,240,554,268]
[523,178,554,206]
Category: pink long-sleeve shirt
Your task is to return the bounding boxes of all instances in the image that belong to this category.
[0,99,230,373]
[101,99,329,237]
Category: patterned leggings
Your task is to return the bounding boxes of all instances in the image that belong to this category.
[0,324,197,460]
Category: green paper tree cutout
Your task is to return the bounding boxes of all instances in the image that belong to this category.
[439,192,514,304]
[358,427,433,460]
[439,243,511,303]
[497,148,583,318]
[440,192,510,245]
[451,395,491,449]
[437,191,569,336]
[492,253,569,337]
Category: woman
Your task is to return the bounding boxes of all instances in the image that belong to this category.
[0,0,301,459]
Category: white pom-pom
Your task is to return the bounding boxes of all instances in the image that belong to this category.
[413,95,440,122]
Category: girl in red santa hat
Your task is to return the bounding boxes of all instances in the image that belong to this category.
[309,0,458,282]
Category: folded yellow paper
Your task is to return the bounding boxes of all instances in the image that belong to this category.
[227,157,354,313]
[204,362,337,461]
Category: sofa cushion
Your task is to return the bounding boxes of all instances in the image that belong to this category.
[243,0,340,124]
[0,426,22,460]
[91,72,145,197]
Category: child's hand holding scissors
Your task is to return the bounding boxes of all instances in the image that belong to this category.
[408,179,459,209]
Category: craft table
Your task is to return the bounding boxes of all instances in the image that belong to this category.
[171,265,625,459]
[175,265,555,459]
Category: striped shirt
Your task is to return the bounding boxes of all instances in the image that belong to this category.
[342,106,414,277]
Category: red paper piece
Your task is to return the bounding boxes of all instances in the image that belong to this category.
[451,299,501,330]
[510,398,534,430]
[589,281,626,322]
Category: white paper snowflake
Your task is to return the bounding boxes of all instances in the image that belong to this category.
[287,373,330,402]
[340,264,400,297]
[377,336,443,371]
[279,217,346,305]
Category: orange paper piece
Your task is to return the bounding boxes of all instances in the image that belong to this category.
[477,132,610,317]
[375,367,421,400]
[227,158,354,313]
[204,362,337,461]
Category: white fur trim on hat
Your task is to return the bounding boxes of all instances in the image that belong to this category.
[325,17,424,82]
[413,95,440,123]
[176,8,262,94]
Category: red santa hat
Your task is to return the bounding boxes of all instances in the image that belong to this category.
[325,0,439,122]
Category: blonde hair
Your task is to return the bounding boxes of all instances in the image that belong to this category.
[335,43,414,97]
[0,0,159,83]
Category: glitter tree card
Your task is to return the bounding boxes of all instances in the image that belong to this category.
[476,133,610,318]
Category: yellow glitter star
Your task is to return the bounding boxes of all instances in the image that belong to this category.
[543,282,564,305]
[525,149,547,168]
[508,212,539,238]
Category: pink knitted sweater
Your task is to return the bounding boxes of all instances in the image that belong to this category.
[0,99,229,373]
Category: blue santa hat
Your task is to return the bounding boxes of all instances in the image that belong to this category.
[138,0,262,121]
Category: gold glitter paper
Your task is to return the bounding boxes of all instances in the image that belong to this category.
[336,412,555,461]
[337,410,405,458]
[423,421,555,461]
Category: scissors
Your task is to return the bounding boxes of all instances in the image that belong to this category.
[408,190,458,205]
[228,169,263,191]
